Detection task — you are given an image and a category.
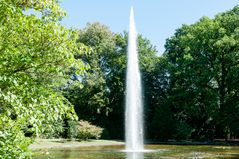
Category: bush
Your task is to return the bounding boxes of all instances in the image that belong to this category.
[0,115,31,159]
[39,120,65,139]
[175,121,194,140]
[76,120,103,141]
[66,120,78,139]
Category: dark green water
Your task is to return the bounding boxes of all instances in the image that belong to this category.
[33,145,239,159]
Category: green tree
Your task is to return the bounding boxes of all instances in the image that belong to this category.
[106,32,158,139]
[64,26,158,139]
[149,57,177,140]
[64,23,115,125]
[163,5,239,140]
[0,0,85,157]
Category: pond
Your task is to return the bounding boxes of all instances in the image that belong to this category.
[33,144,239,159]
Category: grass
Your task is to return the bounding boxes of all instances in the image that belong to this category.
[29,138,124,150]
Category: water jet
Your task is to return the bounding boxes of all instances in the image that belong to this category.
[125,6,144,152]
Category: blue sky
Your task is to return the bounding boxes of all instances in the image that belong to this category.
[60,0,239,55]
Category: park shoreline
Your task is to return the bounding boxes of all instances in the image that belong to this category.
[30,138,239,150]
[29,139,124,150]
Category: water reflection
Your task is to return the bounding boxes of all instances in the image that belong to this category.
[33,145,239,159]
[126,152,144,159]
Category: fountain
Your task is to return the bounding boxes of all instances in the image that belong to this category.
[33,6,239,159]
[125,7,144,152]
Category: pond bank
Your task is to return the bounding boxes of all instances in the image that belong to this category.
[29,138,239,150]
[29,139,124,150]
[145,139,239,146]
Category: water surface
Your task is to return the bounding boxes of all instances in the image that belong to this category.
[33,144,239,159]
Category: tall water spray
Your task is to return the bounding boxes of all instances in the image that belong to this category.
[125,7,144,151]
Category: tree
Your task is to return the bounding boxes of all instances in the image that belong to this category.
[106,32,158,139]
[63,26,158,139]
[0,0,85,157]
[162,5,239,140]
[64,23,115,125]
[149,57,177,140]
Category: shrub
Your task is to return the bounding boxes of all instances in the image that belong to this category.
[66,120,78,139]
[39,120,65,139]
[0,115,31,159]
[76,120,103,141]
[175,121,194,140]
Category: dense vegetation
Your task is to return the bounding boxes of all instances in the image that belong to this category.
[153,6,239,141]
[0,0,239,158]
[0,0,86,158]
[66,6,239,141]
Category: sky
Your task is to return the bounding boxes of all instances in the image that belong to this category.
[60,0,239,55]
